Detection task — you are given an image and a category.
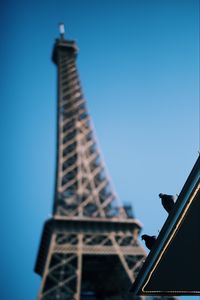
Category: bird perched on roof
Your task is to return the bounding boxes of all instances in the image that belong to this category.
[141,234,157,250]
[159,193,176,214]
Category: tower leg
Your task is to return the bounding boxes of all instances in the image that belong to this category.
[37,234,81,300]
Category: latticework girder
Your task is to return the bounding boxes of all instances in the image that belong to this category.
[35,32,174,300]
[53,39,127,220]
[36,220,145,300]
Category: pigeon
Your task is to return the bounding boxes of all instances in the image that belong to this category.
[159,193,175,213]
[141,234,157,250]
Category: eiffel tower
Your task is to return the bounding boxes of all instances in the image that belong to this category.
[35,24,148,300]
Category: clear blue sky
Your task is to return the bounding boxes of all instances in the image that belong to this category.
[1,1,199,299]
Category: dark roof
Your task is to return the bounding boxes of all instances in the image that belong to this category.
[131,155,200,296]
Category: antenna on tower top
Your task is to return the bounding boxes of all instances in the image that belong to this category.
[59,23,65,39]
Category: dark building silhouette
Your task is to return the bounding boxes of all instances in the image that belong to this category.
[131,156,200,296]
[35,25,146,300]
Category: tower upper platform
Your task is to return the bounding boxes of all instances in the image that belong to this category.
[52,23,78,64]
[52,38,78,64]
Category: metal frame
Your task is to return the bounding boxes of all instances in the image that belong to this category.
[36,35,147,300]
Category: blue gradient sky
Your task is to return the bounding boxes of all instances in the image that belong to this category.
[1,1,199,299]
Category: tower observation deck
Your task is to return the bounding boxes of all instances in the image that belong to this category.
[35,25,147,300]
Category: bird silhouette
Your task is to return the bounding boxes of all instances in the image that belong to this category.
[141,234,157,250]
[159,193,176,213]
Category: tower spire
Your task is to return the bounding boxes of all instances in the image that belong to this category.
[59,22,65,39]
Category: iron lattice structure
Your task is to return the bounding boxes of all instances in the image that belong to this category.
[35,30,148,300]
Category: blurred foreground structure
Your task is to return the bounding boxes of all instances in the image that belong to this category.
[35,27,147,300]
[131,156,200,296]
